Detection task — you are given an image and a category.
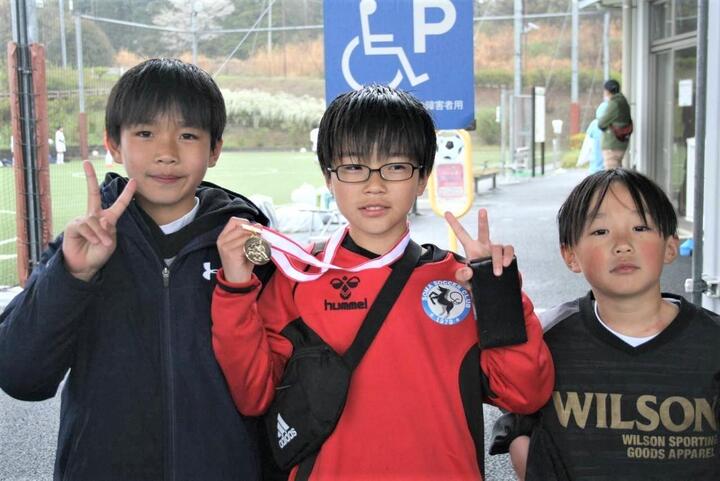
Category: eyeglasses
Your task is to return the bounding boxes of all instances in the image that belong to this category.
[327,162,423,183]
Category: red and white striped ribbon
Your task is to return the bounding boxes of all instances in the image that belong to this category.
[243,224,410,282]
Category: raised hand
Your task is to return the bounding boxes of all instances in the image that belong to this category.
[216,217,256,284]
[445,208,515,283]
[63,161,136,281]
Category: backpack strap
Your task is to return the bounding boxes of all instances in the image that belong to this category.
[291,240,329,297]
[342,240,421,369]
[293,240,422,480]
[311,239,328,256]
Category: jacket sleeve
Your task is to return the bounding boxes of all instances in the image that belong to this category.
[0,237,100,401]
[211,269,295,416]
[480,291,554,414]
[597,98,618,130]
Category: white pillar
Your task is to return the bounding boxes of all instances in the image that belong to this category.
[513,0,522,97]
[633,2,650,173]
[267,0,273,55]
[603,10,610,81]
[59,0,67,67]
[191,1,198,65]
[75,14,84,113]
[703,1,720,312]
[571,0,578,103]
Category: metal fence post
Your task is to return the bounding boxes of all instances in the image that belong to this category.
[75,13,89,161]
[8,0,48,284]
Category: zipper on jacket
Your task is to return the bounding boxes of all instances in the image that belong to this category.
[162,267,170,288]
[161,266,176,481]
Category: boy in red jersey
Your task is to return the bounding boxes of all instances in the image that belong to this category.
[211,85,553,480]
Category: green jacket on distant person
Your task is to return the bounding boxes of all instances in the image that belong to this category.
[598,92,632,151]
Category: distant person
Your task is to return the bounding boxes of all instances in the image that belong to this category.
[0,58,272,481]
[310,126,319,152]
[0,134,10,167]
[585,101,608,173]
[103,133,114,166]
[8,135,14,167]
[54,126,66,164]
[598,79,632,169]
[491,169,720,481]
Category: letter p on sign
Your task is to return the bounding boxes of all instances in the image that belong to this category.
[413,0,457,53]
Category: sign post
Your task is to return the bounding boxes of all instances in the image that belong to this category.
[531,86,546,176]
[324,0,476,250]
[428,130,474,250]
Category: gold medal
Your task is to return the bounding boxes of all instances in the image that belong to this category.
[244,234,272,266]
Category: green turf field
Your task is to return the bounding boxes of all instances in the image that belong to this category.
[0,147,501,286]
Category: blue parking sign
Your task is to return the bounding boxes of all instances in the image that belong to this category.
[324,0,474,130]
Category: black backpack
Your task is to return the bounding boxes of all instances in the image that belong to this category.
[263,241,422,474]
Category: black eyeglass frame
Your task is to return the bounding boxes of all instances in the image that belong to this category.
[326,162,424,183]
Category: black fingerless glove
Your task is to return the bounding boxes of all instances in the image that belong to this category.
[470,256,527,349]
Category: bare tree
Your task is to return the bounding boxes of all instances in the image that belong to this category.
[153,0,235,51]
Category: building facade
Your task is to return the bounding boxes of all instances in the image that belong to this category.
[589,0,719,311]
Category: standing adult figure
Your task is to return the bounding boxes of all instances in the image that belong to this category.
[54,126,67,164]
[598,79,632,169]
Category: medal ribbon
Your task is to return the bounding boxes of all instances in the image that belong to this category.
[249,224,411,282]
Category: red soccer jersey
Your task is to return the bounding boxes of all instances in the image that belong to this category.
[212,242,553,480]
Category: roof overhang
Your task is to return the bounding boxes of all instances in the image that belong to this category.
[578,0,625,9]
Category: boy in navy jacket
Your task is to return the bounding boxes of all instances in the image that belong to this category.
[0,58,271,481]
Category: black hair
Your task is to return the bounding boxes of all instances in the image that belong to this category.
[105,58,226,150]
[604,79,621,95]
[317,84,437,178]
[558,168,677,247]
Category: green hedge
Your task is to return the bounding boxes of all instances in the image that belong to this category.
[475,67,620,90]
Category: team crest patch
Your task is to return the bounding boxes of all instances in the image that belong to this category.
[421,280,472,325]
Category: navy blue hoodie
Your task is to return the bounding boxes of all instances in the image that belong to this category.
[0,173,273,481]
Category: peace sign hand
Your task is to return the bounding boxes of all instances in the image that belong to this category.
[63,161,136,281]
[445,208,515,285]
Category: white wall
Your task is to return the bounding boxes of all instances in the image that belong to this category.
[632,1,650,173]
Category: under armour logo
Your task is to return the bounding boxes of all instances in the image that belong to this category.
[330,275,360,300]
[202,262,218,281]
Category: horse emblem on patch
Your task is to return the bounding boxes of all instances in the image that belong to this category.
[421,280,471,325]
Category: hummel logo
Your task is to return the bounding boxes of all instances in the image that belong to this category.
[330,275,360,300]
[202,262,218,281]
[277,413,297,449]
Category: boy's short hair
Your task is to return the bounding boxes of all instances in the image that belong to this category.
[105,58,226,150]
[317,84,436,178]
[558,168,677,247]
[603,79,621,95]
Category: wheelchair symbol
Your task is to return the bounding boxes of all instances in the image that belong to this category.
[341,0,455,90]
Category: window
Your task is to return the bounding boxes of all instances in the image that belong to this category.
[650,0,697,43]
[675,1,698,36]
[651,1,672,42]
